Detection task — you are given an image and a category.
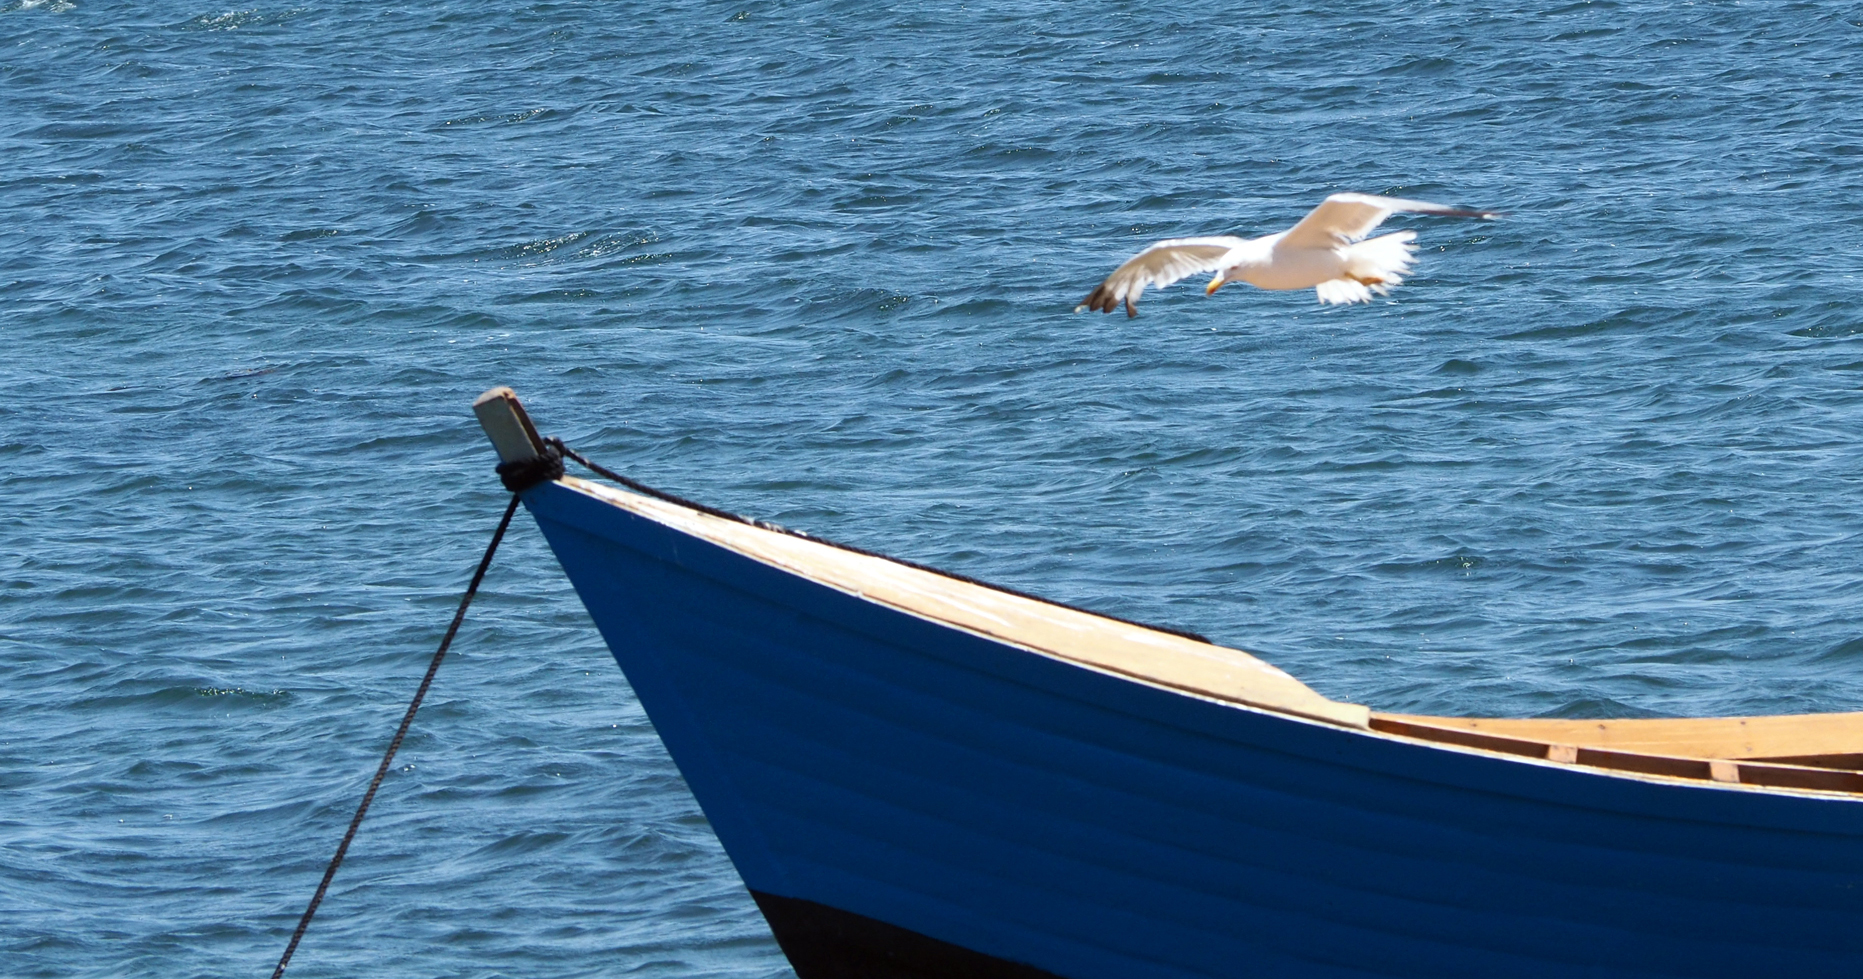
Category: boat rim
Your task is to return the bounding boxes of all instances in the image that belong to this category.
[477,387,1863,799]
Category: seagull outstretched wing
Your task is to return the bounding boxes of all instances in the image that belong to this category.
[1280,193,1500,249]
[1076,236,1246,318]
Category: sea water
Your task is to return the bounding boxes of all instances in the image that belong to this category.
[5,2,1863,975]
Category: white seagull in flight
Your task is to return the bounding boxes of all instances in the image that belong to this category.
[1076,192,1500,317]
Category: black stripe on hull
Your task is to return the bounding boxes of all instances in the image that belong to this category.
[750,891,1069,979]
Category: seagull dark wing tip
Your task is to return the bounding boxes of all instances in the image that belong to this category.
[1080,282,1122,315]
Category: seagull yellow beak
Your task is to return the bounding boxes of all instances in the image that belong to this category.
[1205,274,1225,296]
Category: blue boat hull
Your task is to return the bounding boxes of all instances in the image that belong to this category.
[521,478,1863,978]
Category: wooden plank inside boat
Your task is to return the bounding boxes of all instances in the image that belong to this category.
[1375,711,1863,769]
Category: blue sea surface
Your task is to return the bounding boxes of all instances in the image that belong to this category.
[6,1,1863,975]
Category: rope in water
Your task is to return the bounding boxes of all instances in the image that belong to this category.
[269,492,522,979]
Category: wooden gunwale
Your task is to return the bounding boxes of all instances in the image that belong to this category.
[567,468,1863,796]
[472,386,1863,798]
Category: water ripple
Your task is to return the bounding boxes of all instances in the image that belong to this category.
[7,1,1863,976]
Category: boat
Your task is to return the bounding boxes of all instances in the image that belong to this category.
[472,386,1863,978]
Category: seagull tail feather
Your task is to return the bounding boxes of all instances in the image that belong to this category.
[1348,230,1418,290]
[1315,231,1420,305]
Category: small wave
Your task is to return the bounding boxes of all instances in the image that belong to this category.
[174,7,299,30]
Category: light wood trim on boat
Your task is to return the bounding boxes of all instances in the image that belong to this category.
[557,475,1372,730]
[473,388,1863,793]
[1371,715,1863,793]
[1373,712,1863,770]
[546,470,1863,790]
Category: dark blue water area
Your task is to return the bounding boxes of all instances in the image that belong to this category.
[5,0,1863,975]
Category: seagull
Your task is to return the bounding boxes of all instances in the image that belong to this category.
[1076,193,1501,317]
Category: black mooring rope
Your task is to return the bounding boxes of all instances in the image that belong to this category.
[274,427,1217,975]
[546,437,1216,645]
[270,492,522,979]
[496,442,564,493]
[546,437,772,527]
